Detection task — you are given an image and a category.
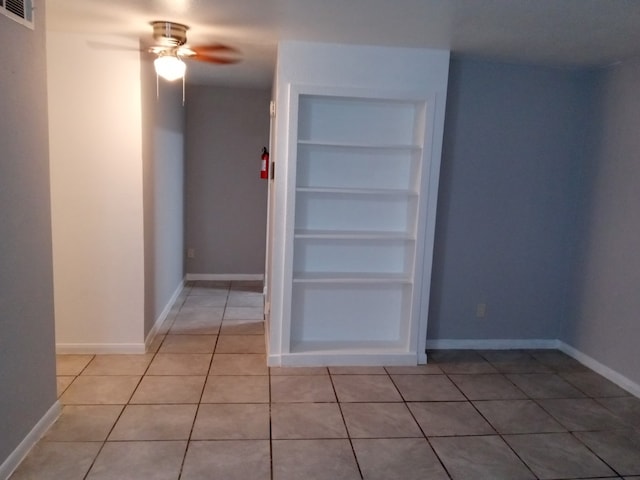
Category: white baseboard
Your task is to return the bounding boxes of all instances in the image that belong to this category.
[0,401,61,480]
[270,352,419,367]
[145,279,185,351]
[558,341,640,398]
[426,338,560,350]
[56,343,146,354]
[185,273,264,281]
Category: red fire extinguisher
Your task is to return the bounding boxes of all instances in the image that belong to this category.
[260,147,269,179]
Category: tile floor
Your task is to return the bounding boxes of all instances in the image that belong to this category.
[9,280,640,479]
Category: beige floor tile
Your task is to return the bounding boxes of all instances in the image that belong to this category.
[220,319,265,335]
[384,364,443,375]
[60,375,140,405]
[181,440,270,480]
[560,370,632,397]
[353,438,449,480]
[182,295,228,308]
[130,375,205,404]
[504,433,615,479]
[109,404,197,440]
[158,335,217,354]
[506,373,586,399]
[271,375,336,403]
[201,375,269,403]
[146,353,212,375]
[429,350,499,374]
[537,398,627,431]
[82,354,154,375]
[528,350,589,372]
[56,376,75,397]
[573,429,640,475]
[223,307,264,320]
[430,435,535,480]
[449,374,527,400]
[271,403,347,439]
[178,305,225,320]
[473,399,565,434]
[215,334,266,353]
[391,374,466,401]
[56,355,94,375]
[169,315,222,335]
[477,350,552,374]
[597,396,640,426]
[270,366,329,376]
[209,354,268,375]
[9,442,102,480]
[408,401,495,436]
[147,334,165,353]
[272,439,360,480]
[156,315,175,335]
[86,441,187,480]
[188,282,230,296]
[226,292,264,307]
[191,404,270,439]
[341,402,422,438]
[329,366,387,375]
[332,375,402,402]
[44,405,123,441]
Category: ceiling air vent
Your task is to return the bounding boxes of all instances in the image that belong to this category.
[0,0,34,28]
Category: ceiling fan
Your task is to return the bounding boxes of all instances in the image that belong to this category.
[149,21,240,81]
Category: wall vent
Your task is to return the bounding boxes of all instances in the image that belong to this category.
[0,0,34,28]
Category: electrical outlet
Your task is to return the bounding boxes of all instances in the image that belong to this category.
[187,248,195,259]
[476,303,487,318]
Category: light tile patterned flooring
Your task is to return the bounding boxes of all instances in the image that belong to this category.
[10,281,640,479]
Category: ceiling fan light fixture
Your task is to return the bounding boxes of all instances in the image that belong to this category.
[154,54,186,81]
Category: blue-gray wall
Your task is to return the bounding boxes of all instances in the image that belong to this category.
[185,85,270,276]
[0,6,57,465]
[562,59,640,386]
[429,55,640,388]
[428,57,591,341]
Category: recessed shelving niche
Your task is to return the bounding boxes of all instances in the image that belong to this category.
[266,43,449,367]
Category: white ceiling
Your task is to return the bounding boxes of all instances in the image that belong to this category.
[46,0,640,88]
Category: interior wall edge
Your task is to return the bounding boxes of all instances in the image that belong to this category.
[0,401,61,480]
[144,279,186,351]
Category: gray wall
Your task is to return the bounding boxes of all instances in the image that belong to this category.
[562,59,640,386]
[428,57,591,341]
[141,55,185,335]
[0,6,57,465]
[185,85,270,275]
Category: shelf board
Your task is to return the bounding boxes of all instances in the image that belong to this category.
[294,229,415,240]
[296,186,418,196]
[292,272,412,284]
[297,139,422,151]
[289,340,408,354]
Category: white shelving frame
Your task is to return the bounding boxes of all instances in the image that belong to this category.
[273,83,438,366]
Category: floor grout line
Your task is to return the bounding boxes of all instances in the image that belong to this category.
[40,283,640,480]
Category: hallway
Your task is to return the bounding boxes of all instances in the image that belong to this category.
[10,281,640,479]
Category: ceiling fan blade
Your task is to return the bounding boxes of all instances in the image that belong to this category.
[191,55,240,65]
[189,44,241,64]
